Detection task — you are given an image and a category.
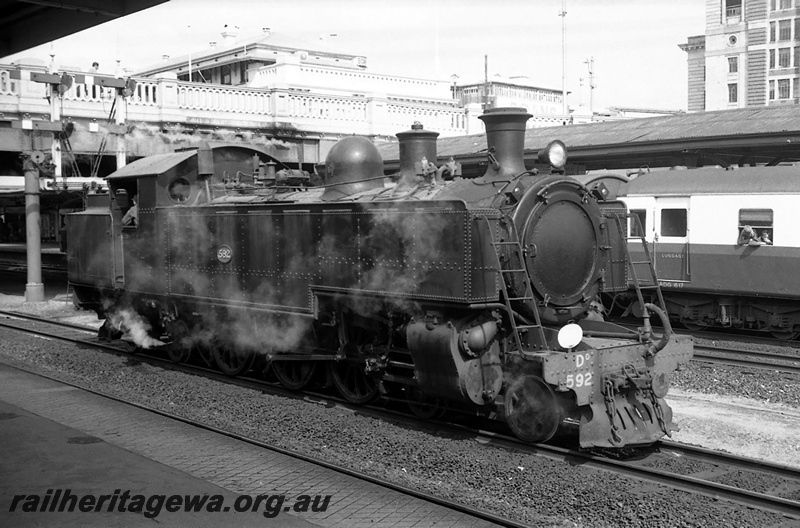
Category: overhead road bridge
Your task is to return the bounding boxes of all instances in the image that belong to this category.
[0,1,169,57]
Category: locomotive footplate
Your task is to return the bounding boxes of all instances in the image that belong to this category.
[540,334,693,448]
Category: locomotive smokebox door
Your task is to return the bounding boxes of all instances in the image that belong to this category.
[511,178,605,324]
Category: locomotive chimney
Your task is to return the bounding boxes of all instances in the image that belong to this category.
[396,121,438,186]
[478,107,531,180]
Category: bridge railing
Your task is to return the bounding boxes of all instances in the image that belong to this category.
[0,64,470,137]
[176,82,271,114]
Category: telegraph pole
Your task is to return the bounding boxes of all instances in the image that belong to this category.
[559,0,568,118]
[187,25,192,81]
[483,54,489,113]
[585,57,595,115]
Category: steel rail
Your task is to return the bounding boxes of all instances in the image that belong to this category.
[693,344,800,374]
[659,440,800,481]
[458,431,800,519]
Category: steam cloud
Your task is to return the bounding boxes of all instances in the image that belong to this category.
[65,121,291,160]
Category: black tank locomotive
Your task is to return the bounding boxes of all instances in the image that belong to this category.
[67,108,693,448]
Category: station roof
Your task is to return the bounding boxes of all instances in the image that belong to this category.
[376,105,800,172]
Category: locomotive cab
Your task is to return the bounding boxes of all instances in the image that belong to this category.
[69,144,279,314]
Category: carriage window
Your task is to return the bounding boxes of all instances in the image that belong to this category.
[660,209,687,237]
[630,209,647,238]
[739,208,773,244]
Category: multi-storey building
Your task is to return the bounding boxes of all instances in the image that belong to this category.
[452,75,569,127]
[681,0,800,111]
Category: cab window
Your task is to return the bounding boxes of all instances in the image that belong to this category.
[630,209,647,238]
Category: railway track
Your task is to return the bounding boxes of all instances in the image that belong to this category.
[694,343,800,374]
[680,326,800,349]
[615,321,800,373]
[1,309,799,521]
[473,432,800,519]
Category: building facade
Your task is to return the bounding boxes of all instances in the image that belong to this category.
[452,75,570,127]
[682,0,800,111]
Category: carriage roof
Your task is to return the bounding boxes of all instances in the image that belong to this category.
[616,165,800,196]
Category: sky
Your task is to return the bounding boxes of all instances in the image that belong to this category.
[1,0,706,112]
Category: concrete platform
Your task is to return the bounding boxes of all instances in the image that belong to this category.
[0,363,498,528]
[0,269,70,310]
[0,399,315,527]
[0,242,67,273]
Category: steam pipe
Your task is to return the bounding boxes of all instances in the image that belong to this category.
[643,303,672,356]
[580,172,630,186]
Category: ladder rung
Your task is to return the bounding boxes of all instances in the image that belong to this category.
[479,214,547,348]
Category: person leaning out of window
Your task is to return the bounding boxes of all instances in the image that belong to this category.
[737,225,763,246]
[122,195,138,227]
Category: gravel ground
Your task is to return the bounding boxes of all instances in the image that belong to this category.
[0,299,795,527]
[676,337,800,407]
[667,335,800,469]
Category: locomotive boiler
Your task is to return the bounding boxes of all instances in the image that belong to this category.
[66,107,693,448]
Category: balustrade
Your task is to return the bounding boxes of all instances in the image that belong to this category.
[0,69,17,96]
[385,102,466,134]
[128,81,158,106]
[0,64,470,138]
[286,93,367,122]
[177,82,271,114]
[66,84,115,103]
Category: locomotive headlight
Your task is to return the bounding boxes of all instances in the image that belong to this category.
[557,323,583,350]
[537,140,567,170]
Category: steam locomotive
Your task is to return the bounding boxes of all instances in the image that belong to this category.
[66,107,693,448]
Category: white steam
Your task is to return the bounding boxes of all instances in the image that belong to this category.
[107,307,164,349]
